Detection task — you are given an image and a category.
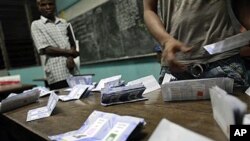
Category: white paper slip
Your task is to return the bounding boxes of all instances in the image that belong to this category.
[59,84,88,101]
[26,92,59,122]
[243,114,250,125]
[245,87,250,96]
[92,75,122,92]
[149,119,213,141]
[209,86,247,139]
[162,73,176,84]
[66,75,93,88]
[204,30,250,54]
[126,75,160,95]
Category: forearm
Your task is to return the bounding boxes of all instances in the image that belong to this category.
[42,46,75,57]
[143,0,171,47]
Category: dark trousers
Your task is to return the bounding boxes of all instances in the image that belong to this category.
[49,80,69,90]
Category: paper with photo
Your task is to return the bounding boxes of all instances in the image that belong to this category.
[49,110,145,141]
[59,84,89,101]
[92,75,122,92]
[66,75,93,88]
[149,119,213,141]
[26,92,59,122]
[101,83,147,106]
[126,75,160,95]
[209,86,247,139]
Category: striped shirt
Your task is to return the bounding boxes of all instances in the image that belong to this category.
[31,16,78,85]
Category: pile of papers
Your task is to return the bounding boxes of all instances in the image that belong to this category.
[161,77,234,101]
[49,110,145,141]
[209,86,247,139]
[0,89,39,113]
[66,75,93,88]
[101,83,147,106]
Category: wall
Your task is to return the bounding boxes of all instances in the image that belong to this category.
[7,0,161,87]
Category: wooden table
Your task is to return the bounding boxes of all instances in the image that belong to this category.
[1,89,250,141]
[0,84,36,100]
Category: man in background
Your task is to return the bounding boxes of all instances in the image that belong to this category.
[143,0,249,87]
[31,0,79,90]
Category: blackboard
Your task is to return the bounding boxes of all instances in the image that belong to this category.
[70,0,157,64]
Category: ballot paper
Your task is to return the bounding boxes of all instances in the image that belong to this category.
[101,83,147,106]
[126,75,160,95]
[66,75,93,88]
[204,30,250,54]
[67,23,80,72]
[92,75,122,92]
[26,92,59,122]
[161,77,234,101]
[162,73,176,84]
[49,110,145,141]
[0,89,39,113]
[209,86,247,139]
[58,84,89,101]
[149,119,213,141]
[24,86,53,97]
[245,87,250,96]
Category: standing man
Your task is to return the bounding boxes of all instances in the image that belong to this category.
[31,0,79,90]
[143,0,249,87]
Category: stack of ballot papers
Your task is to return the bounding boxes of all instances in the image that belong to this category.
[148,119,213,141]
[49,110,145,141]
[59,84,91,101]
[0,89,39,113]
[91,75,123,92]
[66,75,93,88]
[24,86,54,97]
[101,83,147,106]
[209,86,247,139]
[26,92,59,122]
[161,77,234,101]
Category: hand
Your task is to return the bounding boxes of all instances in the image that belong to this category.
[162,37,192,72]
[66,57,75,71]
[69,49,79,58]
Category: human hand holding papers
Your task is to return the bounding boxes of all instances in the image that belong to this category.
[26,92,59,122]
[203,30,250,54]
[209,86,247,139]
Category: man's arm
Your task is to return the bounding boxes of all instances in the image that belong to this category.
[143,0,191,72]
[31,22,79,58]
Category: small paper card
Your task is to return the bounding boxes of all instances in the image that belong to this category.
[126,75,160,95]
[26,92,59,122]
[59,84,89,101]
[101,83,147,106]
[49,110,145,141]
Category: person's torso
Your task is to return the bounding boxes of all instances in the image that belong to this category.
[159,0,239,65]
